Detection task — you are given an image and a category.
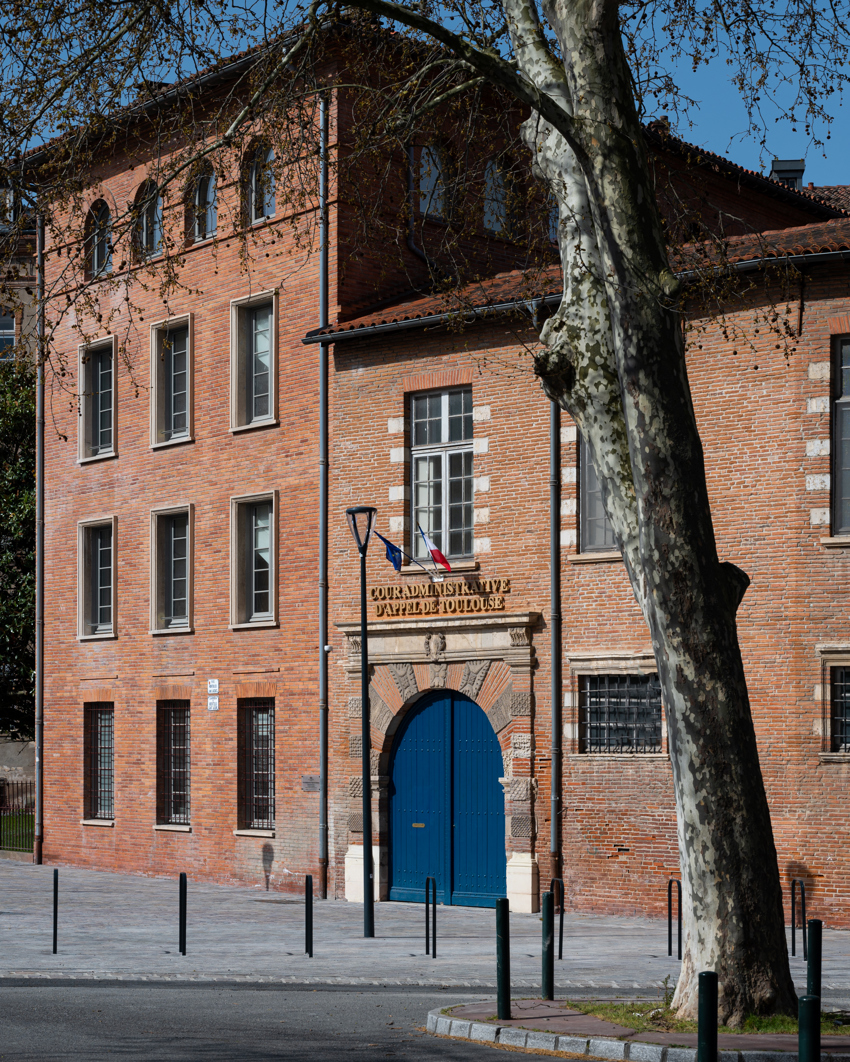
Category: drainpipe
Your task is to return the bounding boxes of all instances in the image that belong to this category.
[34,214,44,865]
[549,400,562,878]
[318,93,330,900]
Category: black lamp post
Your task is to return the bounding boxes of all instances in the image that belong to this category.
[346,504,378,938]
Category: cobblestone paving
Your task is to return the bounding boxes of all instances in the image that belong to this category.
[1,861,848,997]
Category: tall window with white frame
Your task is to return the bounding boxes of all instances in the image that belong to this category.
[84,703,114,820]
[157,702,190,825]
[579,433,616,552]
[136,182,163,258]
[250,145,275,223]
[248,501,272,620]
[163,512,189,628]
[162,326,188,441]
[232,495,275,625]
[83,345,114,458]
[84,524,113,636]
[89,201,112,276]
[411,387,473,563]
[833,336,850,536]
[248,305,271,423]
[238,699,275,829]
[578,674,662,753]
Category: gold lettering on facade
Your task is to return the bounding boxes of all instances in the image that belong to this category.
[370,578,510,617]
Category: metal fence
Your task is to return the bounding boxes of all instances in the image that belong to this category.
[0,779,34,852]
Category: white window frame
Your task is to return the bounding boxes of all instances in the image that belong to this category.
[230,491,278,628]
[78,515,118,640]
[78,336,117,463]
[150,314,194,448]
[230,291,278,432]
[150,504,194,635]
[410,387,474,562]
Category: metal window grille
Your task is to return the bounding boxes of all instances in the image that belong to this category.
[411,388,473,560]
[164,512,189,627]
[831,667,850,752]
[0,779,34,853]
[580,434,616,551]
[89,524,112,633]
[84,703,114,819]
[163,327,189,440]
[833,338,850,535]
[239,699,275,829]
[579,674,662,753]
[157,702,191,825]
[91,346,113,455]
[248,305,271,422]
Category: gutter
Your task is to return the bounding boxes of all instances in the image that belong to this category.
[34,215,44,865]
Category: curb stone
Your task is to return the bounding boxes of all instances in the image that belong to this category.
[426,1005,850,1061]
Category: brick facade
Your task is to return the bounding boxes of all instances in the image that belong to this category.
[39,68,850,923]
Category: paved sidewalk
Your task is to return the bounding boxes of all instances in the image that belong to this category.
[1,861,849,999]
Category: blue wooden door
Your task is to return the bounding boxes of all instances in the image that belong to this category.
[388,690,505,906]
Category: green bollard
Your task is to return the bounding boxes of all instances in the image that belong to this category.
[697,971,718,1062]
[807,919,822,999]
[496,898,511,1020]
[542,891,554,1001]
[799,995,820,1062]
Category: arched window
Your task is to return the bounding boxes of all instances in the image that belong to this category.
[193,169,217,242]
[135,181,163,258]
[483,160,507,234]
[419,145,445,219]
[249,144,275,223]
[87,200,112,276]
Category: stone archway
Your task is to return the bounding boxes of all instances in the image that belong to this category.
[337,611,541,911]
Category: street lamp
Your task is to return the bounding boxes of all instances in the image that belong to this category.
[346,504,378,938]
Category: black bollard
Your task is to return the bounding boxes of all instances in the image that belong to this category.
[668,879,682,960]
[425,877,436,956]
[305,875,314,957]
[697,971,718,1062]
[496,898,511,1020]
[550,878,565,960]
[178,872,187,956]
[431,880,436,958]
[542,891,554,1001]
[807,919,822,999]
[52,868,58,954]
[799,995,820,1062]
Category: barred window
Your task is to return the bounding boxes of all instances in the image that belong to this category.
[239,699,275,829]
[580,434,616,552]
[84,703,114,819]
[831,667,850,752]
[157,702,190,825]
[579,674,662,753]
[411,388,473,561]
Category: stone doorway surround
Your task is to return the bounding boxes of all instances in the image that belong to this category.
[336,611,541,912]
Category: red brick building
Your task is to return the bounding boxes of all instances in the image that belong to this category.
[38,57,850,923]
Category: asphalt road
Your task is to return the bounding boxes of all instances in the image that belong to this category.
[0,983,511,1061]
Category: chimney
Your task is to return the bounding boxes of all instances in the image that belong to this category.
[769,159,805,191]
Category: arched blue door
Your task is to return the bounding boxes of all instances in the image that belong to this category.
[388,690,506,907]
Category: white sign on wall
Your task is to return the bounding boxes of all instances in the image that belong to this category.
[207,696,219,711]
[207,679,219,695]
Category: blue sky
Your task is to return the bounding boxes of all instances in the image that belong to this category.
[668,56,848,188]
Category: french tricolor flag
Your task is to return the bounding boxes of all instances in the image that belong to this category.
[418,525,452,572]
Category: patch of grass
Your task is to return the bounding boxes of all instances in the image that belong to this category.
[567,1002,850,1037]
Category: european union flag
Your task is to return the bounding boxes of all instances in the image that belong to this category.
[374,531,403,572]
